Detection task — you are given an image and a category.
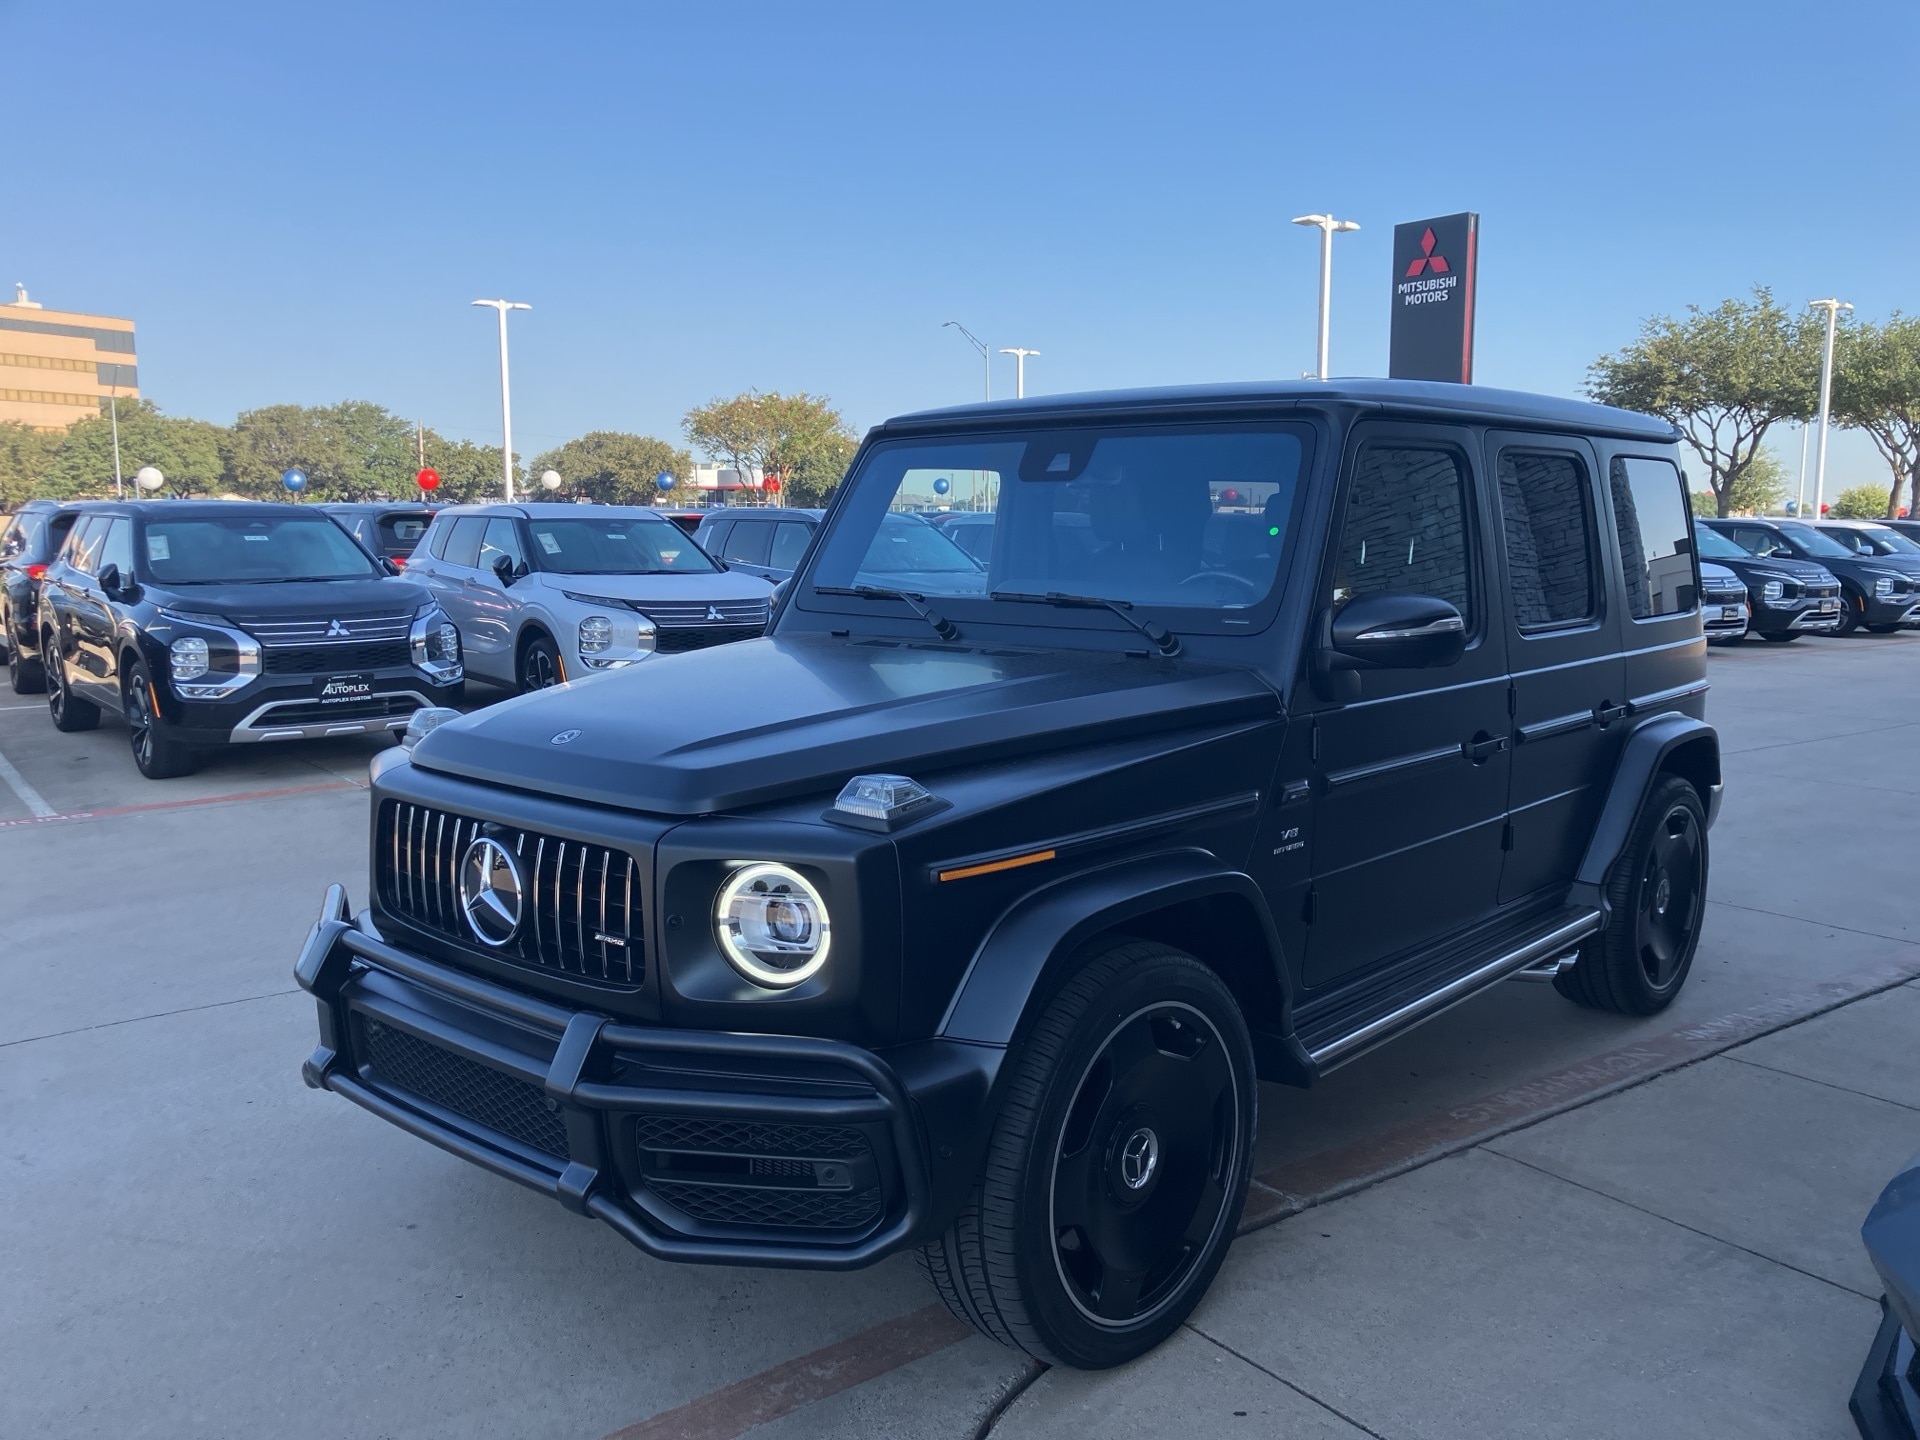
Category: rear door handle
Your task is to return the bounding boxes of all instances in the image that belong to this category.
[1463,734,1510,762]
[1594,702,1630,726]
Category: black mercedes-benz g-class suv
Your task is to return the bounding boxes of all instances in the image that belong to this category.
[295,380,1720,1369]
[38,501,463,778]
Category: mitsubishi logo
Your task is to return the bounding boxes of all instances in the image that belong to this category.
[1404,227,1450,278]
[458,837,524,947]
[325,619,351,637]
[705,604,725,622]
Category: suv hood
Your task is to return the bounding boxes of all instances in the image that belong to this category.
[528,570,775,604]
[1718,556,1834,584]
[152,576,433,619]
[414,634,1279,815]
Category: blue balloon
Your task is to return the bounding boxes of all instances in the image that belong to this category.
[655,471,675,492]
[282,468,308,492]
[933,477,950,495]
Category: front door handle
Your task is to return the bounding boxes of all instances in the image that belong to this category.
[1463,733,1510,762]
[1594,701,1630,726]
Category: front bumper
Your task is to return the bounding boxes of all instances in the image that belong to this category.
[295,886,992,1269]
[153,669,458,746]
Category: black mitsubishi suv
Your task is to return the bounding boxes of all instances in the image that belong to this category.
[1691,519,1843,641]
[1699,515,1914,637]
[38,501,463,778]
[295,380,1721,1369]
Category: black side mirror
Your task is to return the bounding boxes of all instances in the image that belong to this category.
[380,557,402,576]
[96,563,139,602]
[491,554,521,586]
[1326,592,1466,671]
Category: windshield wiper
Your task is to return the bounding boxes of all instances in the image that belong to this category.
[814,585,960,642]
[990,590,1181,657]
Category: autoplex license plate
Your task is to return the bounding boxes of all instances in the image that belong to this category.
[1720,605,1743,619]
[317,673,374,704]
[1820,598,1840,612]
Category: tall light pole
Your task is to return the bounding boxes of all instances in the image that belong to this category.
[1291,213,1360,380]
[943,321,991,401]
[472,298,531,501]
[999,347,1039,399]
[1808,298,1851,521]
[1794,420,1810,516]
[107,385,124,499]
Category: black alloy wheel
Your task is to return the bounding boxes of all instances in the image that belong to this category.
[920,940,1255,1368]
[1837,596,1863,635]
[43,629,100,732]
[1556,774,1707,1016]
[123,660,194,779]
[518,634,562,693]
[6,613,46,694]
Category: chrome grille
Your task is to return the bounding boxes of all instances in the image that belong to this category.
[377,800,643,985]
[632,599,770,629]
[226,610,414,647]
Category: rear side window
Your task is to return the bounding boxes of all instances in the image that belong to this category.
[376,512,432,556]
[442,516,488,569]
[1332,445,1474,625]
[0,515,31,560]
[722,521,772,566]
[1609,457,1695,619]
[1498,450,1596,630]
[769,521,813,569]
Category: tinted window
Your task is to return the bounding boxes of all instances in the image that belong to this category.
[943,519,995,563]
[1498,450,1595,630]
[769,521,813,570]
[1692,525,1747,561]
[1771,521,1855,559]
[141,515,381,584]
[526,516,718,574]
[67,516,107,574]
[0,515,34,560]
[479,518,525,574]
[375,512,433,557]
[442,516,488,569]
[1332,445,1474,623]
[722,520,772,566]
[1609,457,1695,619]
[96,518,134,579]
[421,514,453,560]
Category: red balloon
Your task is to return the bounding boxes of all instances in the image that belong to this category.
[1220,487,1241,505]
[416,467,441,491]
[764,477,782,494]
[1819,502,1829,514]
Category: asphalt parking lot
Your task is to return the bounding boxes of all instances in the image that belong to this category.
[4,633,1918,1439]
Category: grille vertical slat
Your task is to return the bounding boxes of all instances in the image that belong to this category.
[377,801,644,986]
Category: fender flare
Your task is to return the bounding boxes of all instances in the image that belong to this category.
[1571,712,1720,910]
[936,848,1308,1081]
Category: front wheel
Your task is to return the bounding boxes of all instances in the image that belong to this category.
[7,614,46,694]
[44,629,100,732]
[124,660,196,779]
[517,634,563,694]
[919,940,1256,1368]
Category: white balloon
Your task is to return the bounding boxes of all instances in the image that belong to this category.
[134,466,165,491]
[540,469,563,491]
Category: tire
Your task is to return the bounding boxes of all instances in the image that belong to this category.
[123,660,195,779]
[1555,774,1707,1016]
[44,629,100,732]
[1837,598,1862,635]
[1757,631,1799,643]
[7,612,46,694]
[517,633,563,694]
[918,940,1256,1369]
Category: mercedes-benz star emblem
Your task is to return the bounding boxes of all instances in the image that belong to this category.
[705,604,725,622]
[458,837,524,947]
[550,729,582,746]
[326,619,351,637]
[1119,1127,1160,1191]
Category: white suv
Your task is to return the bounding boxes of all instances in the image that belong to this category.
[405,504,776,691]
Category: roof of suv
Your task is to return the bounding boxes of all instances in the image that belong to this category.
[76,500,325,520]
[434,503,686,520]
[696,508,825,523]
[880,378,1679,442]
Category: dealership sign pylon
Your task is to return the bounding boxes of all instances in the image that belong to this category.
[1389,212,1478,383]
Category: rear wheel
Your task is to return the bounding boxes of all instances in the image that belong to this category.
[7,612,46,694]
[44,629,100,732]
[1757,631,1799,643]
[517,633,563,694]
[1556,775,1707,1016]
[919,940,1255,1368]
[124,660,195,779]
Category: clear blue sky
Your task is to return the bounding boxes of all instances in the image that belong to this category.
[6,0,1913,488]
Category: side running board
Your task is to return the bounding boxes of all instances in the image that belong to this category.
[1307,909,1603,1074]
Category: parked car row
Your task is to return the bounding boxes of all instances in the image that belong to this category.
[1694,516,1920,642]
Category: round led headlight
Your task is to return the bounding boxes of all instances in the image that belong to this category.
[715,863,831,988]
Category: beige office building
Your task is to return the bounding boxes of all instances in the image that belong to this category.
[0,285,138,430]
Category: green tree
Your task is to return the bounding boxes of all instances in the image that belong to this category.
[222,401,420,500]
[683,391,858,508]
[1831,315,1920,519]
[1829,484,1889,519]
[526,431,691,505]
[0,422,65,508]
[1588,287,1821,517]
[421,434,510,504]
[43,400,226,497]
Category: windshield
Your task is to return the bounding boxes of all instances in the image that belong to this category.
[141,515,381,583]
[808,425,1309,624]
[1773,521,1854,559]
[525,515,718,574]
[1837,525,1920,555]
[1693,526,1746,561]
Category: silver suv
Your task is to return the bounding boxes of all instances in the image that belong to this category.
[405,504,776,691]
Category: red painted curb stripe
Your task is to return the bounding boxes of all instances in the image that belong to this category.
[1240,947,1920,1228]
[0,780,358,830]
[602,1304,971,1440]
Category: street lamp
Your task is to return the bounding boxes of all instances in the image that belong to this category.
[943,321,991,401]
[107,384,124,499]
[472,299,531,501]
[1291,213,1361,380]
[999,347,1040,399]
[1808,298,1852,520]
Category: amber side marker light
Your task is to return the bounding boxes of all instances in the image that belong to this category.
[938,849,1057,883]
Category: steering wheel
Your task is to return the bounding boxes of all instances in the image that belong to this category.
[1178,570,1264,602]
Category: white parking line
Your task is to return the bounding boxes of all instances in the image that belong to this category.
[0,744,54,818]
